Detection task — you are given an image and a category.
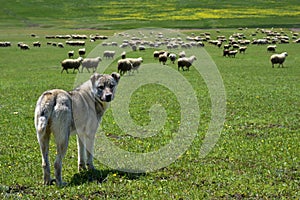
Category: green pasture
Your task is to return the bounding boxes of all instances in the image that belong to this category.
[1,0,300,29]
[0,26,299,199]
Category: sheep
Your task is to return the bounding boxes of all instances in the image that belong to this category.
[126,57,143,73]
[33,41,41,47]
[19,43,30,50]
[61,57,83,73]
[159,51,169,65]
[58,43,64,48]
[267,45,276,52]
[179,51,186,58]
[177,55,197,71]
[66,41,85,46]
[103,50,116,59]
[68,50,74,58]
[270,52,288,68]
[228,50,238,57]
[153,50,165,59]
[78,48,86,57]
[0,41,11,47]
[169,53,177,64]
[121,51,126,59]
[138,45,146,51]
[239,46,247,54]
[117,59,133,76]
[81,57,102,73]
[223,49,230,57]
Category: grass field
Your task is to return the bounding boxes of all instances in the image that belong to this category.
[0,26,299,199]
[0,0,300,199]
[1,0,300,29]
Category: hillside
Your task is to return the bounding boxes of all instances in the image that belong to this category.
[1,0,300,29]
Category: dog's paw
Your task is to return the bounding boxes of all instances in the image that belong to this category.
[44,178,56,186]
[78,164,87,172]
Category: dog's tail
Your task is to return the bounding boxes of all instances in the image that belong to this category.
[34,91,57,133]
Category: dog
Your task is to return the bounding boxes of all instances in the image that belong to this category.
[34,72,120,186]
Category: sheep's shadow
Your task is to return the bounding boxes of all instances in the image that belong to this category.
[69,168,145,186]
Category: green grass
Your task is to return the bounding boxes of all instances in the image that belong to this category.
[0,27,299,199]
[1,0,300,29]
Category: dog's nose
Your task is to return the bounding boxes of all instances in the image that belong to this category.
[105,94,112,102]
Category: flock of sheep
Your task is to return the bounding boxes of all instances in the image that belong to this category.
[1,28,298,74]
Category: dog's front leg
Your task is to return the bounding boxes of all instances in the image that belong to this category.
[77,134,86,171]
[86,133,96,170]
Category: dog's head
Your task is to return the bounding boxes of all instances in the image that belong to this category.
[90,72,120,102]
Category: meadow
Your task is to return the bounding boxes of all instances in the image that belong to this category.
[0,26,299,199]
[0,0,300,199]
[1,0,300,29]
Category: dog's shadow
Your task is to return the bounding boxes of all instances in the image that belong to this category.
[69,169,144,186]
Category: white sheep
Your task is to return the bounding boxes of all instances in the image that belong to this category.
[121,51,126,59]
[267,45,276,52]
[169,53,177,64]
[159,51,169,65]
[228,50,238,57]
[126,57,143,73]
[239,46,247,54]
[61,57,83,73]
[179,51,186,58]
[68,50,74,58]
[78,48,86,57]
[81,57,102,73]
[177,55,196,71]
[103,50,116,59]
[117,59,133,76]
[270,52,288,68]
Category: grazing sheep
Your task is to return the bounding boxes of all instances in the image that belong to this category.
[103,50,116,59]
[19,43,30,50]
[223,49,230,57]
[270,52,288,68]
[0,41,11,47]
[81,57,102,73]
[126,57,143,73]
[58,43,64,48]
[68,50,74,58]
[159,52,169,65]
[228,50,238,58]
[267,45,276,52]
[239,46,247,54]
[177,55,197,71]
[66,41,85,46]
[33,41,41,47]
[179,51,186,58]
[169,53,177,64]
[117,59,133,76]
[131,45,137,51]
[61,57,83,73]
[121,51,126,59]
[138,45,146,51]
[78,48,86,57]
[153,50,166,59]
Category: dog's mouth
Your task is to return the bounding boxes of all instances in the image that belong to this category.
[96,93,113,103]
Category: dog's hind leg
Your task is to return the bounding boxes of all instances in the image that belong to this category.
[53,129,70,186]
[37,129,53,185]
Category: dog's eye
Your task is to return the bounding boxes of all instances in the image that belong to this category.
[109,84,115,89]
[98,85,105,90]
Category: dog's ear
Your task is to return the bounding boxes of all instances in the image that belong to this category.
[90,73,103,86]
[111,72,120,83]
